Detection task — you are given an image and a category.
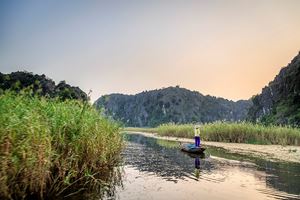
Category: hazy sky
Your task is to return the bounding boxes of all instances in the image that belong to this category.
[1,0,300,102]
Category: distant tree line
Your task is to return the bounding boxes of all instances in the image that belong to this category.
[0,71,87,101]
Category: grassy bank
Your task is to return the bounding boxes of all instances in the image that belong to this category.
[0,91,123,199]
[125,122,300,146]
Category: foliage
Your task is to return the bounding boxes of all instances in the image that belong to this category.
[0,71,87,101]
[248,52,300,126]
[126,122,300,146]
[0,91,123,199]
[95,86,252,127]
[125,127,157,133]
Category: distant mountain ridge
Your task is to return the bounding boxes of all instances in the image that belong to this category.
[94,86,252,127]
[247,52,300,125]
[0,71,87,101]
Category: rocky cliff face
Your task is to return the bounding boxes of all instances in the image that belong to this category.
[0,71,87,101]
[94,86,252,127]
[248,52,300,125]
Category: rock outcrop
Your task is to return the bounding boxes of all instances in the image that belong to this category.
[94,86,252,127]
[248,52,300,125]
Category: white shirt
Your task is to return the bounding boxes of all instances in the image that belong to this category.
[194,125,200,137]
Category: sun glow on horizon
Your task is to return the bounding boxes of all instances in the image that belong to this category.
[1,1,300,102]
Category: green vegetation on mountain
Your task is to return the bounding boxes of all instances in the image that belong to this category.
[0,91,123,199]
[248,52,300,126]
[0,71,87,101]
[94,86,252,127]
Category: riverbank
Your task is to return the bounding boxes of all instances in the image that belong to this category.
[125,131,300,163]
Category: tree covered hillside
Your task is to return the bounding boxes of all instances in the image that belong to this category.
[0,71,87,101]
[248,52,300,126]
[94,86,252,127]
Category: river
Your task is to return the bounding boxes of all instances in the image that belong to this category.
[105,133,300,200]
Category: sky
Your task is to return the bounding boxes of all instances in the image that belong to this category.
[1,0,300,102]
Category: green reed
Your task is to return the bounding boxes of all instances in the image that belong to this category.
[0,91,123,199]
[125,122,300,146]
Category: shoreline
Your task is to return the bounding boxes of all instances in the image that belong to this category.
[125,131,300,163]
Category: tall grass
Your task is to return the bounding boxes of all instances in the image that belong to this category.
[124,127,157,133]
[126,122,300,146]
[0,91,123,199]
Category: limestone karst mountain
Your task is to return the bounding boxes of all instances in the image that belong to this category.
[94,86,252,127]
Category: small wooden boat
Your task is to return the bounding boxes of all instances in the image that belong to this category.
[182,150,206,159]
[180,143,206,154]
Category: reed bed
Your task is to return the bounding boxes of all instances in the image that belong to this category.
[124,127,157,133]
[125,122,300,146]
[0,91,123,199]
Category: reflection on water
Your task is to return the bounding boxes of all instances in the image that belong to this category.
[113,133,300,200]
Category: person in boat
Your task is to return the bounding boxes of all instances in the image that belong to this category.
[194,125,201,147]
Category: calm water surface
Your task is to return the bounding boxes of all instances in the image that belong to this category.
[109,133,300,200]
